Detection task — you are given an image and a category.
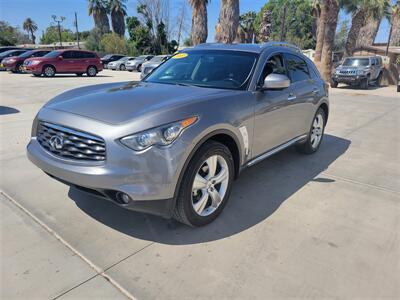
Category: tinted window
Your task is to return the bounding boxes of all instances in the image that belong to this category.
[61,51,75,59]
[284,54,310,83]
[342,58,370,67]
[145,50,258,90]
[18,50,36,58]
[43,51,62,58]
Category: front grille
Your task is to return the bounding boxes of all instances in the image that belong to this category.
[338,70,356,75]
[37,122,106,162]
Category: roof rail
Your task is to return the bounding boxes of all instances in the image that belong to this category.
[263,42,302,52]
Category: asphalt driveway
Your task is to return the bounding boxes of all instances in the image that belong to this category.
[1,70,399,299]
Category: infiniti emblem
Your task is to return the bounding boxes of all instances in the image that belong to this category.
[49,135,64,150]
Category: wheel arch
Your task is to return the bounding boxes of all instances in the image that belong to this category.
[318,102,329,123]
[172,129,242,202]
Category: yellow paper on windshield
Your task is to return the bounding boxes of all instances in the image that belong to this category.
[172,53,188,59]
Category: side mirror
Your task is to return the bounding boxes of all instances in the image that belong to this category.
[262,73,290,90]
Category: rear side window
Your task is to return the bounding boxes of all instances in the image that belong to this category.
[62,51,74,59]
[284,54,311,83]
[80,52,95,58]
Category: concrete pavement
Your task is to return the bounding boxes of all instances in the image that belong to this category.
[0,70,399,299]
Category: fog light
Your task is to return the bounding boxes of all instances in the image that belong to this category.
[116,192,131,204]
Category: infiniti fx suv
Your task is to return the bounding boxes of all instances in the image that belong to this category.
[27,43,329,226]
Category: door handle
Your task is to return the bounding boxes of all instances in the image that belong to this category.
[288,93,297,101]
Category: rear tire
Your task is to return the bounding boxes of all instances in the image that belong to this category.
[173,141,234,227]
[86,66,97,77]
[119,64,126,71]
[296,107,326,154]
[43,65,55,77]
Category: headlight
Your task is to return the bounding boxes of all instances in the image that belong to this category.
[120,116,198,151]
[8,58,16,62]
[30,60,41,65]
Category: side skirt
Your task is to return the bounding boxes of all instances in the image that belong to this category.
[243,134,308,169]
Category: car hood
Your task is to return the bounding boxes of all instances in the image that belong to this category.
[44,81,229,125]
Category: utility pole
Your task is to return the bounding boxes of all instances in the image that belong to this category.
[74,12,80,49]
[52,15,65,48]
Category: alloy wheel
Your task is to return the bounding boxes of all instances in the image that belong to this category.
[87,67,96,76]
[44,66,55,77]
[310,113,323,149]
[191,155,229,216]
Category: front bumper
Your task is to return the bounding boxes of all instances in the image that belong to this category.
[26,111,194,217]
[332,74,367,85]
[25,64,43,74]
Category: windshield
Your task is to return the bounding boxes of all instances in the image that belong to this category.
[118,57,130,61]
[150,56,166,63]
[102,54,113,59]
[342,58,370,67]
[144,50,258,90]
[43,51,62,58]
[0,50,19,57]
[18,50,36,58]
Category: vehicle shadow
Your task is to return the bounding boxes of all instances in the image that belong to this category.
[337,84,388,90]
[0,106,20,115]
[30,75,112,78]
[68,134,350,244]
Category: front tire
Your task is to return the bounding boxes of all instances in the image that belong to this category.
[360,77,369,89]
[43,65,55,77]
[173,141,234,227]
[137,64,142,72]
[296,107,326,154]
[119,64,126,71]
[375,73,382,87]
[331,80,338,88]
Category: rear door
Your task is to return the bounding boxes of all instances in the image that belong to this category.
[60,51,77,72]
[283,53,318,138]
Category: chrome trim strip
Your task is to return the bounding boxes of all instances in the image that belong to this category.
[246,134,308,167]
[42,122,104,142]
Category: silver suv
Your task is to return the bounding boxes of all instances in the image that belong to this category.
[332,56,383,89]
[27,43,329,226]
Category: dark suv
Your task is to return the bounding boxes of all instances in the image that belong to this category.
[3,49,51,73]
[101,54,126,69]
[332,56,383,89]
[24,50,103,77]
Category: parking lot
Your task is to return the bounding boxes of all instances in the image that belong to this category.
[1,70,399,299]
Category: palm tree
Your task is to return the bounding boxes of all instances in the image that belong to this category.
[320,0,340,81]
[23,18,38,44]
[343,0,389,56]
[109,0,127,36]
[236,11,257,43]
[357,0,390,48]
[188,0,209,45]
[389,1,400,46]
[314,0,328,62]
[257,9,273,43]
[215,0,240,43]
[88,0,110,34]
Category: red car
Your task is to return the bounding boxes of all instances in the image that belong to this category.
[3,49,51,73]
[24,49,103,77]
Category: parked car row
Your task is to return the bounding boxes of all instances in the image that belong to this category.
[0,47,103,77]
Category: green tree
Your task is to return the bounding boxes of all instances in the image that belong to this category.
[40,26,75,44]
[22,18,38,44]
[255,0,316,49]
[126,16,152,53]
[236,11,257,43]
[0,21,18,45]
[100,32,127,54]
[85,28,103,51]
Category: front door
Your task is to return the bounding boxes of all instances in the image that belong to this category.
[252,53,295,157]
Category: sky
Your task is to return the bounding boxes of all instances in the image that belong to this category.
[0,0,392,45]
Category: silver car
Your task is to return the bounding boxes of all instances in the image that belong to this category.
[27,43,329,226]
[107,56,136,71]
[126,55,154,72]
[140,55,170,79]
